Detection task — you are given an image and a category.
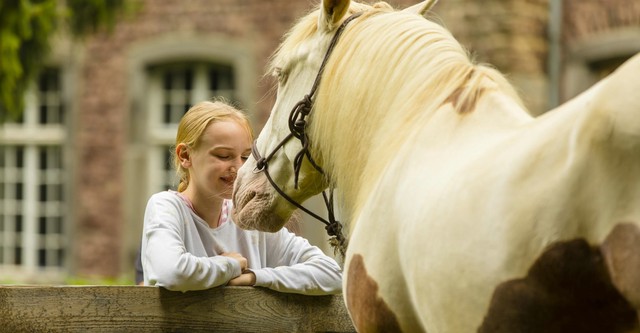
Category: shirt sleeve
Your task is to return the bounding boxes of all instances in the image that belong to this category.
[142,194,242,292]
[251,228,343,295]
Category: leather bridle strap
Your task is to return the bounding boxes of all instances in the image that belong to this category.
[251,12,363,258]
[251,140,329,225]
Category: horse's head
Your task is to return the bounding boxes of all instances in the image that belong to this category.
[233,0,440,232]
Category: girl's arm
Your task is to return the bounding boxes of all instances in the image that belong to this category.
[251,229,343,295]
[142,194,242,291]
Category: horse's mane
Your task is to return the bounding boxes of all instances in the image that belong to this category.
[269,1,526,219]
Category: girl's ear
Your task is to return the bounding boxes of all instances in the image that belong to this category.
[176,143,191,168]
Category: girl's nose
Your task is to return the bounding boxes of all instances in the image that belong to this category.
[231,157,242,172]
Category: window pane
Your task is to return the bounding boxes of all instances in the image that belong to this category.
[15,215,22,233]
[16,147,24,168]
[210,64,235,101]
[161,67,193,125]
[38,249,46,267]
[14,247,22,265]
[39,217,47,234]
[15,183,23,200]
[37,68,64,125]
[210,64,234,90]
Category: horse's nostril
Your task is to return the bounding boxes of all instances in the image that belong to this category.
[237,190,256,210]
[246,191,256,203]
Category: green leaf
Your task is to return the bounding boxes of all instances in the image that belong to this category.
[0,0,134,122]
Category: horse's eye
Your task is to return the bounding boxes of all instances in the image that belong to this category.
[274,67,288,84]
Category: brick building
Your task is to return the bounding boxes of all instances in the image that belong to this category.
[1,0,638,282]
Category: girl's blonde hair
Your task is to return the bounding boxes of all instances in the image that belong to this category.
[173,100,253,192]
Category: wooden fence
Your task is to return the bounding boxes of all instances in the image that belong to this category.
[0,285,356,332]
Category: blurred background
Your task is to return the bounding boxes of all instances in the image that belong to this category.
[0,0,638,284]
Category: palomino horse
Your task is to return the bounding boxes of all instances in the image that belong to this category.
[233,0,640,331]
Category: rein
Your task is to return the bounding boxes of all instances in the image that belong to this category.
[251,12,363,259]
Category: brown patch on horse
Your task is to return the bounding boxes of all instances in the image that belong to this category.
[443,68,487,114]
[346,254,402,332]
[444,86,487,115]
[602,223,640,309]
[478,238,638,333]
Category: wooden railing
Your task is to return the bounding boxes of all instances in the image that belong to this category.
[0,285,356,332]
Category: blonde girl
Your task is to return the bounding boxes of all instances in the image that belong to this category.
[140,100,342,293]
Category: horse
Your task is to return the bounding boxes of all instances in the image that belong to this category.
[232,0,640,331]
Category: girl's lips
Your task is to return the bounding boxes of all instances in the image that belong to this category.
[221,175,236,186]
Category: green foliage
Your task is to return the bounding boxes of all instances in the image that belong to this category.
[0,0,57,121]
[0,0,131,122]
[65,0,126,37]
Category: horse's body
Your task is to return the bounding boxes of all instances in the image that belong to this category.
[233,1,640,331]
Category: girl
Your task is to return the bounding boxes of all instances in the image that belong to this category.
[141,100,342,294]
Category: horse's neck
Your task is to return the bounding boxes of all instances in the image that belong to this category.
[451,89,533,140]
[318,87,532,222]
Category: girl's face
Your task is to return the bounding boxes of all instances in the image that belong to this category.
[185,120,252,200]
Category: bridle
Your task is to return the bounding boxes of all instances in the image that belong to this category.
[251,12,363,259]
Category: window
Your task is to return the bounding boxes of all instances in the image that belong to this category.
[145,62,239,194]
[0,67,67,272]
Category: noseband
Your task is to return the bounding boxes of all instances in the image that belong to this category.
[251,12,363,259]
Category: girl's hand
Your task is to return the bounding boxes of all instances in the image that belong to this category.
[227,271,256,286]
[221,252,248,271]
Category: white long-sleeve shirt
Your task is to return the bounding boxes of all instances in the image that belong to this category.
[141,191,342,294]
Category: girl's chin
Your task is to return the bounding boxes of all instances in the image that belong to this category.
[219,186,234,199]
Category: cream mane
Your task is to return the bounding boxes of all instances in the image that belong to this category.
[269,1,526,221]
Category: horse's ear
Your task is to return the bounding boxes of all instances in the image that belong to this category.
[403,0,439,16]
[319,0,350,31]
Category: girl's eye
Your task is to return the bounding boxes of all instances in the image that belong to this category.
[215,155,231,160]
[241,156,250,161]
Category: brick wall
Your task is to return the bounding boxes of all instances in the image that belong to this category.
[564,0,640,42]
[434,0,550,114]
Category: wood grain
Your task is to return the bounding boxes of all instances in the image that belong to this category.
[0,286,355,332]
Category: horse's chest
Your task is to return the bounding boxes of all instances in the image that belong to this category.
[345,254,405,332]
[344,219,424,332]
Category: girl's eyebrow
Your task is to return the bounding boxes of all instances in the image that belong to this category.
[211,146,234,151]
[211,146,251,154]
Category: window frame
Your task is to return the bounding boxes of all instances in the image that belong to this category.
[0,66,70,278]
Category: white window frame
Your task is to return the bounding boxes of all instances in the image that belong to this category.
[0,67,68,277]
